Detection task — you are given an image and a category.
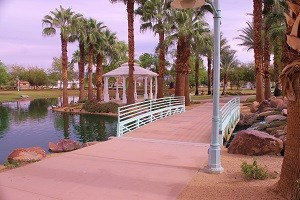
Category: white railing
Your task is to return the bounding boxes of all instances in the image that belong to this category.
[117,96,185,136]
[219,97,240,145]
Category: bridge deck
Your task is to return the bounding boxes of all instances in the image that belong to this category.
[0,100,237,200]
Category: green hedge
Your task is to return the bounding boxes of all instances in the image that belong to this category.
[83,101,119,113]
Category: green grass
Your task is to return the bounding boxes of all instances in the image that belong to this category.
[0,89,80,103]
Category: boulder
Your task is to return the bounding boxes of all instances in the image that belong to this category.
[265,115,287,124]
[228,130,283,156]
[258,110,281,118]
[281,109,288,116]
[270,98,284,108]
[277,102,287,111]
[268,120,287,128]
[250,101,260,113]
[249,122,269,131]
[49,139,82,153]
[238,113,259,126]
[8,147,46,164]
[265,126,285,135]
[258,100,272,113]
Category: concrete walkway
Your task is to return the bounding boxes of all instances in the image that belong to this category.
[0,101,227,200]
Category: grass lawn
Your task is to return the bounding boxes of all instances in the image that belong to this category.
[0,89,80,103]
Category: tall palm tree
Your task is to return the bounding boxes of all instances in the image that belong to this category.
[109,0,137,104]
[85,18,105,101]
[253,0,265,102]
[136,0,171,98]
[236,21,254,51]
[221,49,238,95]
[42,6,82,107]
[95,29,117,101]
[277,1,300,199]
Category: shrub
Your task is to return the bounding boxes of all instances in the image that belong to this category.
[83,101,119,113]
[241,160,268,180]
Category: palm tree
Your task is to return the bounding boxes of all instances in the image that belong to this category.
[95,29,117,101]
[109,0,136,104]
[235,21,254,51]
[42,6,82,107]
[277,1,300,199]
[253,0,265,102]
[85,18,105,101]
[221,49,238,95]
[136,0,171,98]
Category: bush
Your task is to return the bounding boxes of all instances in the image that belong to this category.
[83,101,119,113]
[241,160,268,180]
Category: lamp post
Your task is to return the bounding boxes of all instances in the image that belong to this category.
[171,0,223,173]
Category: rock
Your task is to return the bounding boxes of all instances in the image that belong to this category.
[270,98,284,108]
[49,139,82,153]
[238,113,259,126]
[265,115,287,124]
[268,120,287,128]
[83,141,99,147]
[258,110,281,118]
[0,165,6,171]
[8,147,46,164]
[274,130,286,138]
[277,102,287,111]
[281,109,288,116]
[265,126,285,135]
[228,130,283,156]
[250,101,260,113]
[258,100,272,113]
[249,122,269,131]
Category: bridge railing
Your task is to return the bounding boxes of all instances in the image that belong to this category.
[219,97,240,145]
[117,96,185,136]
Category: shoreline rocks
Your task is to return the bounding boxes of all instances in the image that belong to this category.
[49,139,82,153]
[8,147,46,164]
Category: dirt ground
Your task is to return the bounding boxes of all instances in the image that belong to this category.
[178,148,285,200]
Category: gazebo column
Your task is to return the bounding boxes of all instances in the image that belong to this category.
[134,78,138,101]
[155,76,158,100]
[115,79,120,100]
[122,76,127,104]
[104,77,109,102]
[149,77,153,99]
[144,77,148,100]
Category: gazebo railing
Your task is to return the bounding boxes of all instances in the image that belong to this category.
[219,97,240,145]
[117,96,185,136]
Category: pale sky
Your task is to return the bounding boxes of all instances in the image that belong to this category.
[0,0,254,69]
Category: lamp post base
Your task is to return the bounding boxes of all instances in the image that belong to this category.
[206,145,224,174]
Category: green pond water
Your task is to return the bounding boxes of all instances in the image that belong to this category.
[0,98,117,164]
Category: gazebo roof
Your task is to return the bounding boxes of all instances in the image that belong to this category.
[103,62,158,77]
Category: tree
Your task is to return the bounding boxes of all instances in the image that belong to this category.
[95,29,117,101]
[136,0,171,98]
[236,21,254,51]
[42,6,82,106]
[0,61,9,87]
[24,67,48,89]
[109,0,136,104]
[277,1,300,199]
[138,53,158,72]
[253,0,265,102]
[85,18,105,101]
[221,49,238,95]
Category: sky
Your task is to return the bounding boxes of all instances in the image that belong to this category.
[0,0,254,70]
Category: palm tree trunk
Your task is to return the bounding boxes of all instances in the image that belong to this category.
[195,56,200,96]
[127,0,135,104]
[61,35,68,107]
[88,44,94,101]
[96,54,103,101]
[78,41,85,101]
[277,1,300,198]
[175,35,188,97]
[273,37,282,96]
[184,36,191,106]
[253,0,265,102]
[207,57,212,95]
[264,21,271,100]
[158,31,165,99]
[222,74,227,95]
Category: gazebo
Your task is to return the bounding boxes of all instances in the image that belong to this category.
[103,63,159,104]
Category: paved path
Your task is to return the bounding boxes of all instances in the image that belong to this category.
[0,101,229,200]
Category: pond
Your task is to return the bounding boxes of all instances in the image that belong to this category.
[0,98,117,164]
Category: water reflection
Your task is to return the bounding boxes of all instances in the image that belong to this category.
[0,98,117,163]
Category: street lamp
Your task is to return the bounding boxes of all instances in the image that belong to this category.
[171,0,223,173]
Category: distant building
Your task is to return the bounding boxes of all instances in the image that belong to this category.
[54,80,80,89]
[16,80,30,90]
